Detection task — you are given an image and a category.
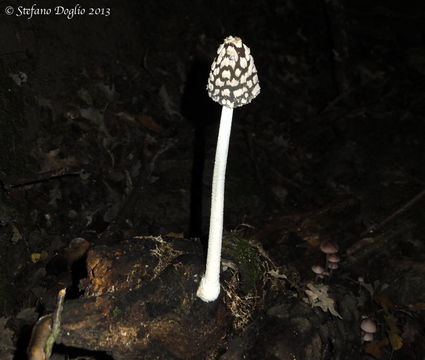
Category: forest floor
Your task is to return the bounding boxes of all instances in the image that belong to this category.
[1,0,425,359]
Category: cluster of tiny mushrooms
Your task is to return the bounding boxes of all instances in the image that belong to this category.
[311,241,341,279]
[312,244,379,343]
[360,317,377,342]
[197,35,260,302]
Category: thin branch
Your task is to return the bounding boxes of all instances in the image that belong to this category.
[5,168,83,189]
[361,188,425,237]
[45,288,66,359]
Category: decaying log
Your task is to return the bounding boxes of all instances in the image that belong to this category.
[57,235,234,359]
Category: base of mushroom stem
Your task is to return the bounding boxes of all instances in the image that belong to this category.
[196,276,220,302]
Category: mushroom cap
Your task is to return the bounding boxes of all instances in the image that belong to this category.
[327,254,341,263]
[327,262,339,270]
[360,318,377,333]
[362,332,374,342]
[207,36,260,108]
[311,265,325,274]
[320,241,339,254]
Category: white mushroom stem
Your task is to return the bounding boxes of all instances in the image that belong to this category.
[197,105,233,302]
[197,35,260,302]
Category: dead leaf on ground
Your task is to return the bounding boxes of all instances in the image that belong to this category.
[116,112,162,133]
[375,295,404,351]
[159,85,180,117]
[388,331,403,351]
[39,149,77,173]
[346,236,377,256]
[365,338,389,359]
[304,283,342,319]
[408,302,425,311]
[374,294,394,313]
[164,232,184,238]
[0,317,15,360]
[31,251,48,263]
[136,114,162,133]
[385,314,403,351]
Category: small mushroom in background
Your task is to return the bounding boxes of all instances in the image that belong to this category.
[197,36,260,302]
[327,262,339,270]
[360,317,377,342]
[327,253,340,264]
[320,241,340,273]
[327,254,340,270]
[63,237,90,266]
[362,332,374,342]
[320,241,339,256]
[46,237,90,275]
[311,265,327,280]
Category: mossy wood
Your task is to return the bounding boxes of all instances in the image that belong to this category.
[57,235,275,359]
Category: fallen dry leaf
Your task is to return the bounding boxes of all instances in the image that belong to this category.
[31,251,48,263]
[374,294,394,313]
[116,112,162,133]
[388,331,403,351]
[374,295,403,352]
[304,283,342,319]
[385,313,403,351]
[136,114,162,133]
[0,317,15,360]
[39,148,77,173]
[408,302,425,311]
[365,338,389,359]
[164,232,184,238]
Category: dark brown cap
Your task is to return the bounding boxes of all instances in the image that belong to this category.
[207,36,260,108]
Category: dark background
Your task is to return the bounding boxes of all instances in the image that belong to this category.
[1,0,425,359]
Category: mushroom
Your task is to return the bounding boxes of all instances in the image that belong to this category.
[360,318,377,333]
[362,332,374,342]
[360,318,377,342]
[311,265,325,275]
[320,241,339,255]
[196,36,260,302]
[320,241,339,272]
[327,262,339,270]
[311,264,328,280]
[327,254,340,263]
[327,254,340,270]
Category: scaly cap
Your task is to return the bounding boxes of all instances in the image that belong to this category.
[207,36,260,108]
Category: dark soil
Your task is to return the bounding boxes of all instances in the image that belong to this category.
[1,0,425,359]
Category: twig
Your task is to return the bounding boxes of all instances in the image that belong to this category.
[5,168,83,189]
[147,139,176,182]
[45,288,66,359]
[361,188,425,237]
[27,288,66,360]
